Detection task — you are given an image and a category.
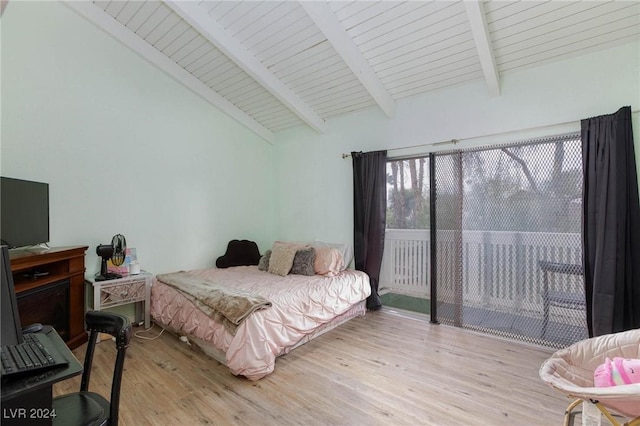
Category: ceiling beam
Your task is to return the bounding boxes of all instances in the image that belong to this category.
[65,1,274,144]
[301,1,396,119]
[166,1,325,134]
[464,0,500,97]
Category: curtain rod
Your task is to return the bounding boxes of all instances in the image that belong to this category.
[341,109,640,159]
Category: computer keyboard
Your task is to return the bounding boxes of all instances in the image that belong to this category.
[1,333,69,378]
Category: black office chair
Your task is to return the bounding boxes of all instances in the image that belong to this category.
[53,311,132,426]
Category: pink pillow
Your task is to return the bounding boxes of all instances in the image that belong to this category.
[594,357,640,387]
[314,247,344,277]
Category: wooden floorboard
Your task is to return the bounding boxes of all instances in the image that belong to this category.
[53,308,570,425]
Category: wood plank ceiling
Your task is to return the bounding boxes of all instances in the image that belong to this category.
[67,1,640,142]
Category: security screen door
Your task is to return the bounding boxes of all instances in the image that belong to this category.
[383,133,588,348]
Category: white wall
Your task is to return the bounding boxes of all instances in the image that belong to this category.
[2,1,638,274]
[273,41,640,245]
[1,2,275,275]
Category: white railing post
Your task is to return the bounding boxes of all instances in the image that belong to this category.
[381,229,581,314]
[379,229,430,297]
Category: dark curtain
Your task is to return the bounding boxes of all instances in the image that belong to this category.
[352,150,387,310]
[582,106,640,337]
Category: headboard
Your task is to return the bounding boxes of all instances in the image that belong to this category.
[215,240,261,268]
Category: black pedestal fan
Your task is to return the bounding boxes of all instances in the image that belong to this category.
[95,234,127,281]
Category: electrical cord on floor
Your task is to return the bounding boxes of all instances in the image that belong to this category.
[133,323,166,340]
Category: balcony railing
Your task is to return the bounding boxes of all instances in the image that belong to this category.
[380,229,583,315]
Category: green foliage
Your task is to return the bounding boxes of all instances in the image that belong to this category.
[386,140,582,233]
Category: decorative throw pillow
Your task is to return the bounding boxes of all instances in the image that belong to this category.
[215,239,261,268]
[314,247,344,277]
[268,242,299,276]
[258,250,271,271]
[290,247,316,276]
[594,357,640,387]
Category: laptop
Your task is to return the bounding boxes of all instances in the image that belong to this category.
[1,245,68,378]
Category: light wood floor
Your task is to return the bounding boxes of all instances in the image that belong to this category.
[53,308,571,425]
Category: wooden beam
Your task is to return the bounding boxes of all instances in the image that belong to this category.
[166,0,325,134]
[64,1,274,144]
[464,0,500,97]
[301,1,396,118]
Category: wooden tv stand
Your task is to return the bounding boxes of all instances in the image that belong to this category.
[9,246,88,349]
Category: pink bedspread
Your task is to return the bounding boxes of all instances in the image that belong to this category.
[151,266,370,380]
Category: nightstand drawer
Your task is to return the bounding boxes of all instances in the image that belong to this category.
[99,278,146,308]
[88,271,152,329]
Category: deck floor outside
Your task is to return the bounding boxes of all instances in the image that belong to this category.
[381,291,587,348]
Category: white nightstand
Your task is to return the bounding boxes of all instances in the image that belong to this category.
[88,271,152,329]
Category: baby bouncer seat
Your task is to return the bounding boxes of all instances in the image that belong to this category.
[539,328,640,426]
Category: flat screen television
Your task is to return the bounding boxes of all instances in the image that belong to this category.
[1,177,50,249]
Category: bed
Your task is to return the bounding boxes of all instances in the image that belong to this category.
[150,241,371,380]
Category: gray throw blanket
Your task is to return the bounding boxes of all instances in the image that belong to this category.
[156,271,272,335]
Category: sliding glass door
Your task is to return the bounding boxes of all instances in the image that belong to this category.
[380,157,431,314]
[381,134,588,348]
